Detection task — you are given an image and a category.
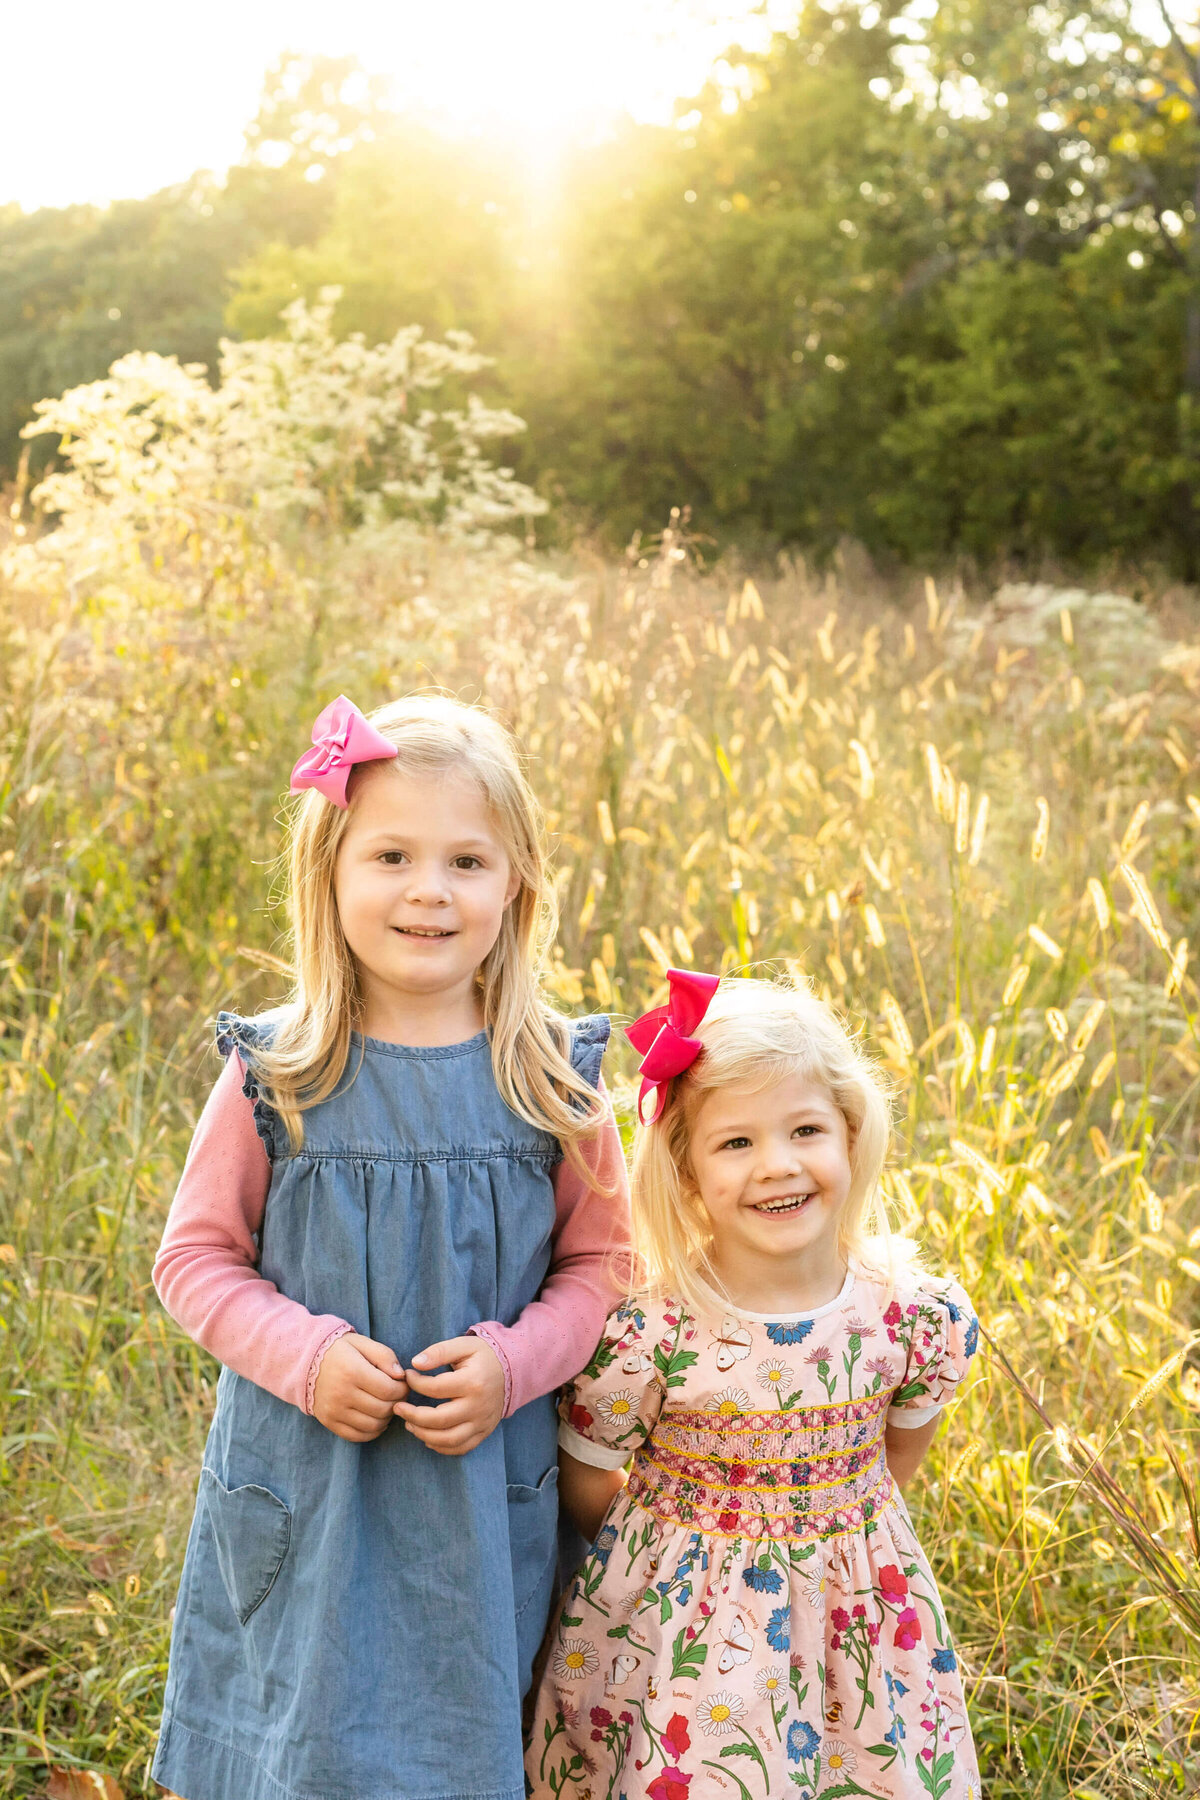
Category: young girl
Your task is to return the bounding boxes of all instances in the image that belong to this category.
[528,971,981,1800]
[152,694,631,1800]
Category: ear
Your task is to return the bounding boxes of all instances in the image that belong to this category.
[503,868,521,908]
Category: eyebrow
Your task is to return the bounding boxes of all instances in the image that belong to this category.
[702,1104,836,1140]
[356,833,499,852]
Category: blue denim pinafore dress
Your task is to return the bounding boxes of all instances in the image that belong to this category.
[153,1011,610,1800]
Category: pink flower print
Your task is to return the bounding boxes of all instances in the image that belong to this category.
[664,1714,691,1759]
[845,1317,874,1337]
[804,1344,832,1364]
[728,1463,749,1486]
[591,1706,613,1728]
[894,1606,923,1650]
[865,1356,897,1382]
[852,1603,866,1619]
[877,1563,908,1605]
[867,1621,880,1645]
[831,1606,851,1631]
[883,1301,903,1326]
[648,1769,692,1800]
[620,1710,633,1725]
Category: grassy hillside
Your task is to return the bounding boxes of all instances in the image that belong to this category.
[1,520,1198,1795]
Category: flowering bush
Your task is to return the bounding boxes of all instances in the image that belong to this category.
[7,291,546,611]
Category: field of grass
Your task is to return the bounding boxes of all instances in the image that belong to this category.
[2,513,1199,1797]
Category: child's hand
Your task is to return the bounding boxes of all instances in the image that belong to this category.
[312,1333,408,1442]
[395,1336,505,1456]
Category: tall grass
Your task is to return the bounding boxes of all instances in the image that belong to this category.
[1,521,1198,1795]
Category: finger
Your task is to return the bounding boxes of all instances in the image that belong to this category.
[403,1366,470,1399]
[348,1389,399,1421]
[346,1355,408,1403]
[341,1408,392,1437]
[326,1418,378,1443]
[394,1397,473,1430]
[409,1335,478,1372]
[349,1334,406,1381]
[404,1420,481,1455]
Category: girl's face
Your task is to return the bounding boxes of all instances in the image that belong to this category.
[334,763,519,1032]
[687,1071,853,1292]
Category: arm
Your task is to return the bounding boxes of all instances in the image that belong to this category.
[559,1449,627,1542]
[469,1082,633,1416]
[884,1416,941,1489]
[153,1053,359,1415]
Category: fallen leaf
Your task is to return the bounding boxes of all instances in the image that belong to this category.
[45,1768,125,1799]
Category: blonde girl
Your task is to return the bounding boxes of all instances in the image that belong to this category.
[152,695,630,1800]
[528,971,981,1800]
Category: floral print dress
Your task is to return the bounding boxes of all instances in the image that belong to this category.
[526,1265,981,1800]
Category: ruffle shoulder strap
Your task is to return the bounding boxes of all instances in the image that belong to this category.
[215,1010,282,1160]
[567,1012,612,1095]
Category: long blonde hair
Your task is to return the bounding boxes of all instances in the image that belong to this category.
[253,694,606,1154]
[631,974,917,1316]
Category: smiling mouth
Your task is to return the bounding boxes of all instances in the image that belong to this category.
[393,926,457,939]
[751,1194,815,1215]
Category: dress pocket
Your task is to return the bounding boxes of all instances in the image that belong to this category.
[506,1464,559,1621]
[200,1467,292,1625]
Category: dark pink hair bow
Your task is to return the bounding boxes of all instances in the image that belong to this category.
[290,696,398,809]
[626,967,721,1124]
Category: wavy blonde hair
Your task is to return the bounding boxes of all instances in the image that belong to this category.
[253,694,606,1156]
[631,974,918,1317]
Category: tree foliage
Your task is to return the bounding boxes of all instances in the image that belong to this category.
[8,8,1200,570]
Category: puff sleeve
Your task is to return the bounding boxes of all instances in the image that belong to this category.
[557,1296,676,1470]
[884,1275,979,1429]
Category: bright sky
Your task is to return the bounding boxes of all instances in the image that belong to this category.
[0,0,790,211]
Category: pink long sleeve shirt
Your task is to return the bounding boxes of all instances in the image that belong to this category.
[153,1052,632,1417]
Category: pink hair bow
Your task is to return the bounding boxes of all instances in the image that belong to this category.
[626,967,720,1124]
[289,695,397,808]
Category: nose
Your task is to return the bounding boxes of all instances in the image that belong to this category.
[400,861,452,907]
[753,1134,804,1184]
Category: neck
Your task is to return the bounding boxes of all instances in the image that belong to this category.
[708,1236,848,1316]
[356,973,486,1047]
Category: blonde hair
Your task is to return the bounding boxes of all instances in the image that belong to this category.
[253,694,606,1156]
[631,974,918,1317]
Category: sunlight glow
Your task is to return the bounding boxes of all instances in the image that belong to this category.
[1,0,796,210]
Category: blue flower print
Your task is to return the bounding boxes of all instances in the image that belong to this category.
[932,1645,958,1673]
[945,1299,962,1324]
[885,1715,906,1747]
[742,1562,784,1595]
[964,1314,980,1357]
[884,1669,909,1704]
[594,1523,617,1567]
[766,1319,814,1346]
[766,1604,790,1651]
[787,1718,820,1762]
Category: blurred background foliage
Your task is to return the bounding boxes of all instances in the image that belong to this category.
[9,0,1200,573]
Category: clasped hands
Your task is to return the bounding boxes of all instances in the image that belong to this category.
[311,1331,504,1455]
